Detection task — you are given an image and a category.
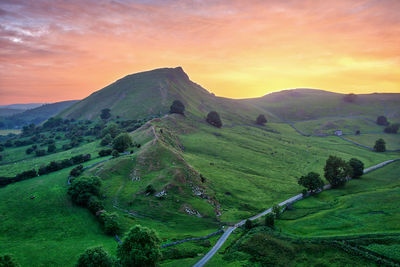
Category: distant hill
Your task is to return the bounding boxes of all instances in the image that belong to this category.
[0,103,45,110]
[60,67,400,124]
[0,108,24,117]
[0,100,79,129]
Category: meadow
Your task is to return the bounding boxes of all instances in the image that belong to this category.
[344,133,400,150]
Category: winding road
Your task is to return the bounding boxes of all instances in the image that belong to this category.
[193,159,400,267]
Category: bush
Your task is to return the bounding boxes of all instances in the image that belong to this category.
[374,138,386,152]
[68,176,102,206]
[112,133,132,152]
[47,143,56,153]
[265,213,275,228]
[35,149,46,157]
[298,172,324,193]
[111,150,119,158]
[100,108,111,120]
[343,93,357,103]
[348,158,364,178]
[117,225,161,267]
[70,165,84,177]
[355,130,360,135]
[145,184,156,195]
[169,100,185,115]
[206,111,222,128]
[100,212,120,235]
[25,147,34,155]
[324,155,352,187]
[98,149,112,157]
[16,169,37,180]
[76,247,114,267]
[272,204,281,218]
[376,115,389,126]
[88,196,104,214]
[100,134,112,146]
[101,123,120,138]
[0,254,20,267]
[256,114,267,125]
[384,123,399,134]
[244,219,253,230]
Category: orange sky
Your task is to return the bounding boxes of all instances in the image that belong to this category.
[0,0,399,104]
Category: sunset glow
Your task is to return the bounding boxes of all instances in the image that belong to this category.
[1,0,400,104]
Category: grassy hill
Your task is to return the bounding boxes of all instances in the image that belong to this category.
[0,67,399,266]
[0,108,24,117]
[0,100,78,129]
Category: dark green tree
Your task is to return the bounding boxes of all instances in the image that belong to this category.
[100,108,111,120]
[76,247,114,267]
[374,138,386,152]
[101,123,120,138]
[169,100,185,115]
[100,212,120,235]
[256,114,267,125]
[68,176,102,206]
[324,155,352,187]
[117,225,161,267]
[376,115,389,126]
[298,172,324,193]
[47,143,56,153]
[0,255,20,267]
[100,134,112,146]
[244,219,253,230]
[265,213,275,228]
[384,123,399,134]
[272,204,282,218]
[206,111,222,128]
[348,158,364,178]
[112,133,132,153]
[87,196,104,214]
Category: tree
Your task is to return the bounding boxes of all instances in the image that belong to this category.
[100,108,111,120]
[88,196,104,214]
[384,123,399,134]
[117,225,161,267]
[298,172,324,193]
[343,93,357,103]
[376,115,389,126]
[265,213,274,228]
[374,138,386,152]
[47,143,56,153]
[76,247,114,267]
[348,158,364,178]
[244,219,253,230]
[101,123,120,138]
[112,150,119,158]
[272,204,282,218]
[324,155,352,187]
[100,134,112,146]
[355,130,360,135]
[256,114,267,125]
[68,176,102,206]
[112,133,132,153]
[206,111,222,128]
[169,100,185,115]
[0,255,20,267]
[35,149,46,157]
[100,212,120,235]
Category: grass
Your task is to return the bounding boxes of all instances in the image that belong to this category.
[0,159,117,267]
[344,133,400,150]
[277,161,400,237]
[0,129,21,136]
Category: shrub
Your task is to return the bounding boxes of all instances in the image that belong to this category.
[68,176,102,206]
[244,219,253,230]
[265,213,275,228]
[100,134,112,146]
[0,155,2,161]
[100,212,120,235]
[117,225,161,267]
[47,143,56,153]
[355,130,360,135]
[112,150,119,158]
[0,145,3,152]
[206,111,222,128]
[169,100,185,115]
[101,123,120,138]
[348,158,364,178]
[25,147,34,155]
[145,184,156,195]
[324,155,352,187]
[374,139,386,152]
[112,133,132,153]
[88,196,104,214]
[376,115,389,126]
[98,149,112,157]
[100,108,111,120]
[384,123,399,134]
[35,149,46,157]
[76,247,114,267]
[343,93,357,103]
[256,114,267,125]
[16,169,37,180]
[0,254,20,267]
[298,172,324,193]
[70,165,84,177]
[272,204,281,218]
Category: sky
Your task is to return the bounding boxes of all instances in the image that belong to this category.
[0,0,399,104]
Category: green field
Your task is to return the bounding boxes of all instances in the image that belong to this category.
[344,133,400,150]
[277,161,400,237]
[0,129,21,136]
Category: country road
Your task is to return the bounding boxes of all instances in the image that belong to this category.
[192,158,400,267]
